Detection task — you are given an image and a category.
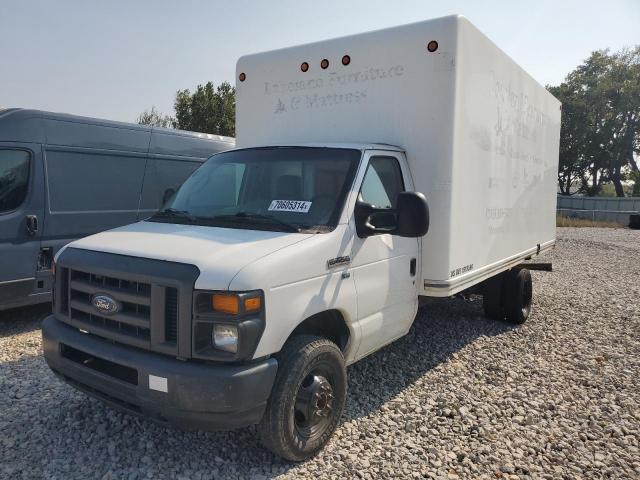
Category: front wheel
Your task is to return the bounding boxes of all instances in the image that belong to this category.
[257,335,347,461]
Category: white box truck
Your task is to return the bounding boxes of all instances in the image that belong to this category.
[42,15,560,460]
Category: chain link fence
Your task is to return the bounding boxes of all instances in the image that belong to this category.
[557,195,640,226]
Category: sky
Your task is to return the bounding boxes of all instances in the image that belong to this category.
[1,0,638,124]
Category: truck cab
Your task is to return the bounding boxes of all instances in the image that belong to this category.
[43,143,429,459]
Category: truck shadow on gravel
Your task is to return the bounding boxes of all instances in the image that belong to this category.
[343,296,516,422]
[1,296,517,477]
[0,304,51,338]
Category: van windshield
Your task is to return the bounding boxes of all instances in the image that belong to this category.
[148,147,361,233]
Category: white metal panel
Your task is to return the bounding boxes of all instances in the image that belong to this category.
[236,15,459,289]
[235,15,561,297]
[60,221,312,291]
[432,18,561,294]
[229,224,360,363]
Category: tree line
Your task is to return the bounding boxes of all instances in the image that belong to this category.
[138,81,235,137]
[139,46,640,197]
[548,47,639,197]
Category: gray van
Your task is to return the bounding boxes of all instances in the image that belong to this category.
[0,108,234,311]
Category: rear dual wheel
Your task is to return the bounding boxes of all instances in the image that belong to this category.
[483,268,533,324]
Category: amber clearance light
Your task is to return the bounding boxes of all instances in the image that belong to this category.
[212,294,240,314]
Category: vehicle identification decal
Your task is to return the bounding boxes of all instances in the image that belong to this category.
[268,200,312,213]
[450,263,474,278]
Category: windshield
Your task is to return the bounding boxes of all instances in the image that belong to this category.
[148,147,361,232]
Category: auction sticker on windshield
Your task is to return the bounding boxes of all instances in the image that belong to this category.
[268,200,312,213]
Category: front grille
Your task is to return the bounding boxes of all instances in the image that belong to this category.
[57,267,181,355]
[164,287,178,343]
[54,248,199,359]
[60,266,69,313]
[68,270,152,348]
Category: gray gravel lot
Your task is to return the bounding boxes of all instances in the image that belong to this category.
[1,227,639,479]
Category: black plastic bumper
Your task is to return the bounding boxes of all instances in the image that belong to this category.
[42,315,278,431]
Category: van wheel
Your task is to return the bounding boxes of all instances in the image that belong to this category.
[257,335,347,461]
[503,269,533,324]
[483,273,504,320]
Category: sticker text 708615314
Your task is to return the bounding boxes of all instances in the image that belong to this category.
[268,200,312,213]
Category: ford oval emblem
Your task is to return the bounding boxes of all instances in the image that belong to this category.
[91,294,120,315]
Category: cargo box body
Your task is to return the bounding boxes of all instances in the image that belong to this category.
[236,15,560,296]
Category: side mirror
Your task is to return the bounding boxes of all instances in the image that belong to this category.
[162,188,176,206]
[395,191,429,237]
[354,191,429,238]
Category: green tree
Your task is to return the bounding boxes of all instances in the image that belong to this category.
[173,81,235,136]
[137,106,174,128]
[549,47,640,197]
[605,48,640,196]
[547,82,590,195]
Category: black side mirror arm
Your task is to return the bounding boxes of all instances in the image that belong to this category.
[354,200,396,238]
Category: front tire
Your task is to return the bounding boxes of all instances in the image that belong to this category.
[257,335,347,461]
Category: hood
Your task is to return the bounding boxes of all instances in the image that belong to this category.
[63,221,312,290]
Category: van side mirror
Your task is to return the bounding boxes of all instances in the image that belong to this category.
[395,191,429,237]
[162,188,176,206]
[355,191,429,238]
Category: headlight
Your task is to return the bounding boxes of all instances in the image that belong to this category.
[213,324,239,353]
[192,290,265,361]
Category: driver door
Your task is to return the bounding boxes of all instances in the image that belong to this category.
[350,151,420,359]
[0,144,45,307]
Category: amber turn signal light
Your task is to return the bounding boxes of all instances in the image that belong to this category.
[212,294,240,314]
[244,297,262,312]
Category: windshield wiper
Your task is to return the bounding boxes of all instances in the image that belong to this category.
[151,208,197,223]
[212,212,302,232]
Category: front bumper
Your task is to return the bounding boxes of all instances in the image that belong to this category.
[42,315,278,431]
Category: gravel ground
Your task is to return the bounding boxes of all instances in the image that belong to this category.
[1,227,639,479]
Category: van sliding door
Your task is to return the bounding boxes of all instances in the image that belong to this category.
[43,147,147,243]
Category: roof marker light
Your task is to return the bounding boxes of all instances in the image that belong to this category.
[301,62,309,72]
[342,55,351,66]
[320,58,329,69]
[239,72,246,82]
[427,40,439,52]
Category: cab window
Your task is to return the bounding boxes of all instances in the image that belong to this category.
[0,150,30,213]
[360,156,404,208]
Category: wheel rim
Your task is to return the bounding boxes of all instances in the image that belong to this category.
[522,274,533,317]
[293,366,335,440]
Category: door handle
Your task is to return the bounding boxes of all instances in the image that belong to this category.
[410,258,417,276]
[26,215,39,236]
